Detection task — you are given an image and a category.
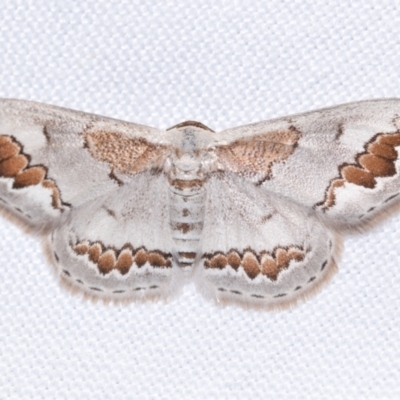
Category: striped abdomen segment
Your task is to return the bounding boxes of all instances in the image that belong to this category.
[169,178,205,268]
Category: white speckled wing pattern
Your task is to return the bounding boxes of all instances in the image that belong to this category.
[1,99,400,310]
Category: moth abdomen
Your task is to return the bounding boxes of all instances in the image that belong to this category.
[168,181,206,269]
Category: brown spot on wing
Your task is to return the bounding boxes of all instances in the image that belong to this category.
[85,130,169,175]
[266,247,305,281]
[204,254,227,269]
[42,180,62,209]
[367,142,397,160]
[0,135,63,209]
[242,251,260,279]
[0,138,20,160]
[380,134,400,146]
[88,243,102,263]
[0,155,28,177]
[320,131,400,209]
[359,154,395,176]
[227,252,241,270]
[133,249,148,267]
[148,252,171,267]
[98,250,116,274]
[215,127,301,178]
[204,246,306,281]
[72,240,172,275]
[115,250,134,275]
[13,166,47,188]
[341,166,376,188]
[74,242,90,255]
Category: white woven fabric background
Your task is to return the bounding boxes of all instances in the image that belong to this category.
[0,1,399,399]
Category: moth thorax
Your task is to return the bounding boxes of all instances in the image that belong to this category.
[168,155,206,196]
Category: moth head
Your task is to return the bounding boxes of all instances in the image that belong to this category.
[166,120,214,133]
[165,121,216,177]
[166,120,215,150]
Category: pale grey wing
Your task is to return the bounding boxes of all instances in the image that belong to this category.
[0,99,167,230]
[0,99,182,303]
[214,99,400,227]
[50,170,184,303]
[195,173,339,310]
[198,99,400,310]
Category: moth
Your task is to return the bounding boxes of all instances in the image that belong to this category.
[1,99,400,310]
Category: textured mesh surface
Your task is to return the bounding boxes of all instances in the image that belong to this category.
[0,1,400,399]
